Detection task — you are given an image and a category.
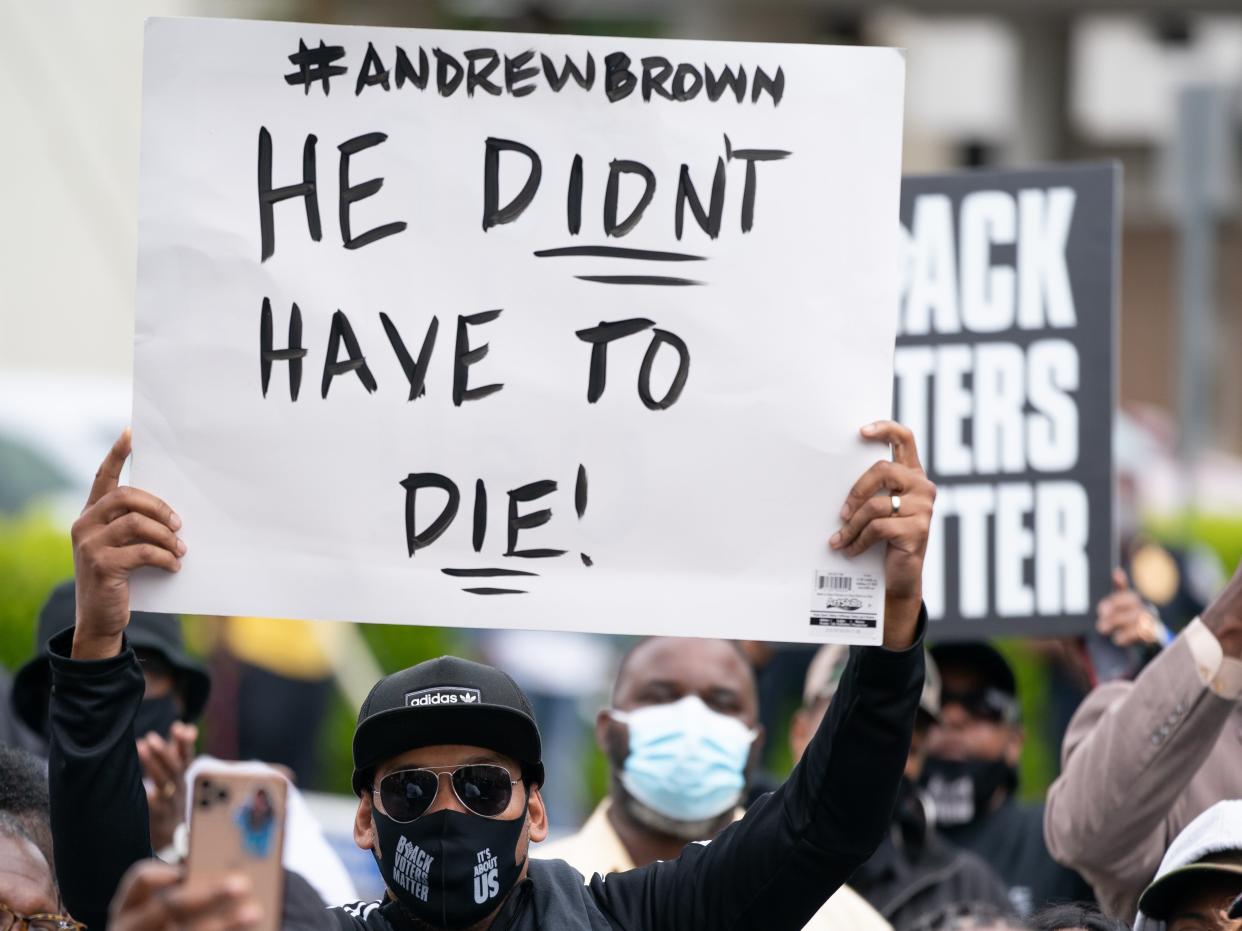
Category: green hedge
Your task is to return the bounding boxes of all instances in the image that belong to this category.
[0,512,74,670]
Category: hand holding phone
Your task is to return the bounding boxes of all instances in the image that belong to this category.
[186,769,287,931]
[109,859,262,931]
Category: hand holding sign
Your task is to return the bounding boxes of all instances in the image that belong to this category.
[831,421,935,649]
[131,19,906,643]
[71,429,185,661]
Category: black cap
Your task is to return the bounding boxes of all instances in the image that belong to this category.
[929,641,1017,696]
[351,655,543,797]
[11,580,211,737]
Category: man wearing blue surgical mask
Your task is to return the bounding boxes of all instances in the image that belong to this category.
[538,636,893,930]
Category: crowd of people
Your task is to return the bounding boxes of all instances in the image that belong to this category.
[2,421,1241,931]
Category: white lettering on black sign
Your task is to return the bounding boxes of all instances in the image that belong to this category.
[895,165,1117,638]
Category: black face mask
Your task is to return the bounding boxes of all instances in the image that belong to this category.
[920,757,1017,828]
[372,805,527,929]
[133,694,180,740]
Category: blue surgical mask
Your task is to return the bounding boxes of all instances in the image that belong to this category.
[610,695,758,824]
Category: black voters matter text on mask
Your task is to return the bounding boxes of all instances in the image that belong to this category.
[393,836,434,903]
[895,165,1117,637]
[254,37,793,597]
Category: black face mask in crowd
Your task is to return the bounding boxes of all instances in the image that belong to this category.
[133,694,180,740]
[372,804,527,929]
[919,757,1017,828]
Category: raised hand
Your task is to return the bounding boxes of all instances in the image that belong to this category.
[71,429,184,660]
[831,421,936,650]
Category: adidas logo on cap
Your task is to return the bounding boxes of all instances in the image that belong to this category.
[405,686,483,707]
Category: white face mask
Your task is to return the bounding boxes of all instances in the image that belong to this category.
[609,695,758,824]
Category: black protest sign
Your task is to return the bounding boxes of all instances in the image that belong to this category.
[896,163,1119,638]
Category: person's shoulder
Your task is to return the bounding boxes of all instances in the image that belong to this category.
[1013,797,1045,818]
[1005,798,1056,838]
[329,901,388,929]
[942,842,1011,901]
[527,859,622,930]
[529,855,591,885]
[280,871,340,931]
[951,843,1005,876]
[1006,800,1085,879]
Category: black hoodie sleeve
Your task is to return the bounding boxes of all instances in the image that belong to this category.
[588,609,927,931]
[46,629,153,929]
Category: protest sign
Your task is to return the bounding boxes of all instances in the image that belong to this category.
[896,163,1119,638]
[129,17,905,644]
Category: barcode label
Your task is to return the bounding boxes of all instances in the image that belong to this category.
[810,569,881,641]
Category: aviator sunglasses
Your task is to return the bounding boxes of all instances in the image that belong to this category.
[374,764,522,822]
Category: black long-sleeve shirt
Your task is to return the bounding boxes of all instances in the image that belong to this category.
[48,615,925,930]
[47,628,149,930]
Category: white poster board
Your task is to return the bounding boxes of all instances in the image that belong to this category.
[130,17,906,644]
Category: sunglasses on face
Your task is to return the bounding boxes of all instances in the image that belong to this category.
[0,905,85,931]
[940,687,1017,724]
[374,764,521,822]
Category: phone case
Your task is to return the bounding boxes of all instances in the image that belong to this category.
[186,769,287,931]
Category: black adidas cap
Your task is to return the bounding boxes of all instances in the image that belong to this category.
[351,655,544,796]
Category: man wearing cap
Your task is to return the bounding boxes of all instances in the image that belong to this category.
[920,642,1089,917]
[790,644,1010,930]
[1045,560,1242,922]
[53,419,935,930]
[15,579,208,857]
[1133,800,1242,931]
[538,635,892,931]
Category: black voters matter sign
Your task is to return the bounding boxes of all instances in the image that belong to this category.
[896,163,1119,639]
[128,18,907,644]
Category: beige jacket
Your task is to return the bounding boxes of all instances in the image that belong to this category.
[536,799,893,931]
[1045,619,1242,920]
